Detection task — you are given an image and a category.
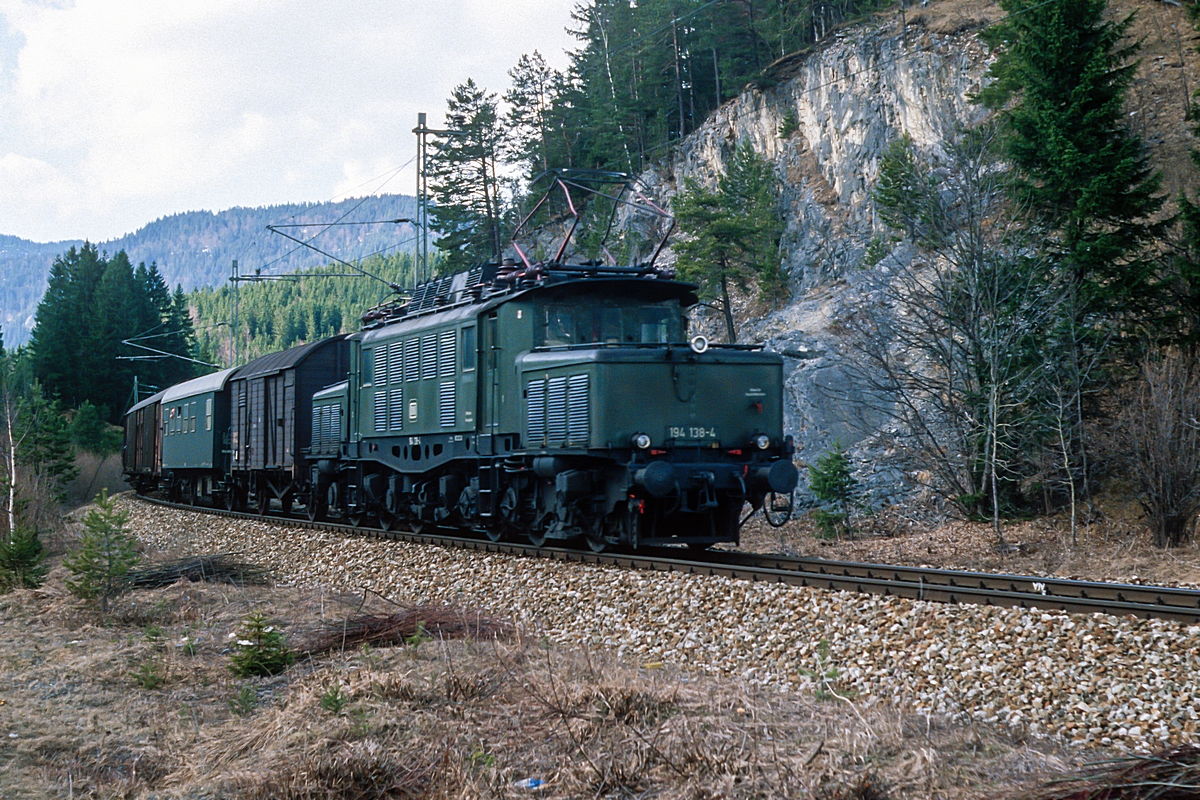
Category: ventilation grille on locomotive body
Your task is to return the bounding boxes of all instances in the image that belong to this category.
[312,404,342,454]
[439,382,455,427]
[388,388,404,431]
[527,374,589,447]
[373,391,387,433]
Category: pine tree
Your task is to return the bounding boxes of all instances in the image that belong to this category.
[808,440,858,538]
[29,243,106,407]
[429,80,507,273]
[505,52,558,178]
[71,401,122,455]
[63,488,139,612]
[976,0,1164,321]
[0,525,47,592]
[673,143,785,343]
[91,251,141,420]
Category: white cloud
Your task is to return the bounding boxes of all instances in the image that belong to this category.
[0,0,577,241]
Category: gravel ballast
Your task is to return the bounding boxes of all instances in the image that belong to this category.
[121,497,1200,752]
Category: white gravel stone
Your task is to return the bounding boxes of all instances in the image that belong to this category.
[123,498,1200,752]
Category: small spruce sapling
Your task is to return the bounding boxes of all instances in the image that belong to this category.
[808,441,858,539]
[0,525,48,591]
[63,489,139,611]
[229,613,294,677]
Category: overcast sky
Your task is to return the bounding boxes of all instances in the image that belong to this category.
[0,0,578,243]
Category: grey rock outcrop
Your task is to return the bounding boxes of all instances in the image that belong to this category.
[644,19,994,502]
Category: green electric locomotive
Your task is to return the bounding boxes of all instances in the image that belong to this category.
[306,262,798,551]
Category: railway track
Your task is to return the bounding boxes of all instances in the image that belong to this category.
[136,494,1200,623]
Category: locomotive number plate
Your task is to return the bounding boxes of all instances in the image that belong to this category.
[668,426,717,440]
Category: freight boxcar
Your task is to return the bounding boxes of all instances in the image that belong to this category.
[122,389,165,493]
[228,335,350,514]
[158,367,238,506]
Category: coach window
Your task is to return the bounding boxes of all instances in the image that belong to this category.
[461,326,476,372]
[206,398,213,431]
[191,402,198,432]
[362,348,375,386]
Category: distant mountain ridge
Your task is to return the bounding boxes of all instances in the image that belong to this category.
[0,195,417,347]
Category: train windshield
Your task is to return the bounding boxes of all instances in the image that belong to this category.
[540,300,680,347]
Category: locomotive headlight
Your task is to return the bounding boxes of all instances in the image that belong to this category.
[753,434,771,450]
[632,433,652,450]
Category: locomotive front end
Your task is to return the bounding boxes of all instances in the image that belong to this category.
[515,290,797,549]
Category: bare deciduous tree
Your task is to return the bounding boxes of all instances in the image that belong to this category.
[850,125,1060,545]
[1123,351,1200,548]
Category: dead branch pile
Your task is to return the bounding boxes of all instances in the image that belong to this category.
[240,743,448,800]
[295,605,513,656]
[123,554,270,589]
[1029,744,1200,800]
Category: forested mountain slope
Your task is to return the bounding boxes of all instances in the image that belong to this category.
[0,195,416,347]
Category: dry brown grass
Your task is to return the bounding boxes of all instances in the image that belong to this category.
[0,554,1091,799]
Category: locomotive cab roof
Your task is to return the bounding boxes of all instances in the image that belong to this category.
[359,262,698,335]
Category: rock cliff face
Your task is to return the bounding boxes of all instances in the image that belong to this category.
[642,18,995,501]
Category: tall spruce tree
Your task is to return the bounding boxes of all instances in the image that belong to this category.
[977,0,1164,321]
[29,243,106,407]
[504,52,559,178]
[91,251,141,419]
[429,79,507,273]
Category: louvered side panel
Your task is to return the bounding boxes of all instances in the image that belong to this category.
[388,342,403,384]
[438,330,455,376]
[331,405,342,446]
[312,407,322,452]
[547,376,567,443]
[439,382,455,427]
[389,388,404,431]
[321,406,333,451]
[420,334,437,379]
[527,379,546,444]
[404,339,419,382]
[568,374,589,446]
[373,390,387,432]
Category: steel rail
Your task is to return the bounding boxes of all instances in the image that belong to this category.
[134,495,1200,623]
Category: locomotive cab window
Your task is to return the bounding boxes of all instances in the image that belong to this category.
[461,326,476,371]
[540,300,679,346]
[362,348,374,386]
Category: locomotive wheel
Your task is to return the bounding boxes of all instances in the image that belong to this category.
[485,526,504,543]
[526,526,547,548]
[380,512,400,532]
[222,491,235,511]
[763,492,793,528]
[584,534,608,554]
[305,498,324,522]
[347,513,363,528]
